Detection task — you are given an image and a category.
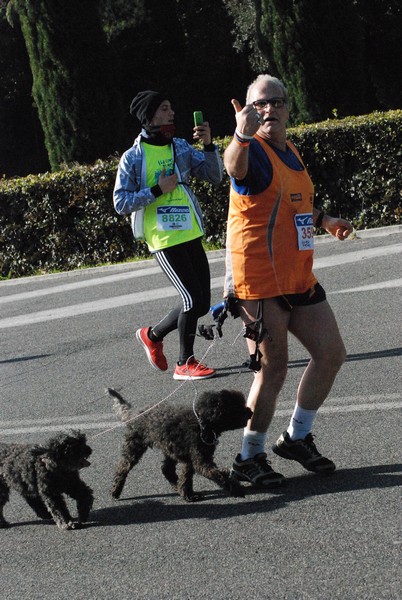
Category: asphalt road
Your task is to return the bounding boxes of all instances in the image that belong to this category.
[1,226,401,600]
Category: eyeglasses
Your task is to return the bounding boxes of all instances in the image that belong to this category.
[252,97,286,110]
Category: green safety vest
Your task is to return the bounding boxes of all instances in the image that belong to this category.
[143,143,203,251]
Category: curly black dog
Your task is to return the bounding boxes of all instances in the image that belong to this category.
[0,430,93,530]
[107,387,253,502]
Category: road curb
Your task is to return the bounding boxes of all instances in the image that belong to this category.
[1,225,400,286]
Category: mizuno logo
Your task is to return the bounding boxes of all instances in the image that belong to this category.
[157,207,189,214]
[291,193,302,202]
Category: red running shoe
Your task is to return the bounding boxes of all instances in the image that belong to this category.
[136,327,168,371]
[173,358,215,380]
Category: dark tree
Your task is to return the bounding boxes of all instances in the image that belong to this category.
[3,0,399,176]
[223,0,270,72]
[0,4,48,175]
[9,0,117,170]
[101,0,188,149]
[103,0,256,143]
[356,0,402,110]
[174,0,256,137]
[255,0,369,123]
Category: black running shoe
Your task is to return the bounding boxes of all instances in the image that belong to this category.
[272,432,336,473]
[230,452,285,487]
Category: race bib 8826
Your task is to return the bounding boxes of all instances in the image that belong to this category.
[156,206,192,231]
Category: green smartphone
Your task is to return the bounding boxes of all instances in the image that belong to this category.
[193,111,204,126]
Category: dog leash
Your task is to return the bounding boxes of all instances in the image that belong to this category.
[89,381,188,439]
[89,337,219,441]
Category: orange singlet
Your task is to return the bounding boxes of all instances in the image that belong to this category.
[225,135,317,300]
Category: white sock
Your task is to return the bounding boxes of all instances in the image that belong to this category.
[240,429,267,460]
[287,404,317,441]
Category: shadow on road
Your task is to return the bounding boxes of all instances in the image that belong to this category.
[287,347,402,370]
[91,462,401,526]
[0,354,52,364]
[212,347,402,377]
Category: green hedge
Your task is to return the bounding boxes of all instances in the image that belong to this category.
[0,110,401,278]
[0,160,145,278]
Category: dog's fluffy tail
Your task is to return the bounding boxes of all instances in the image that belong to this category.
[106,388,132,422]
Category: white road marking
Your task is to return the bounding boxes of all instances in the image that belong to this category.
[0,244,400,304]
[0,393,400,436]
[0,266,163,304]
[331,278,402,294]
[1,275,401,330]
[312,244,402,269]
[0,244,401,329]
[0,278,223,329]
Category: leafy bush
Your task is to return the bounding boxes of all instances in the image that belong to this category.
[0,159,145,277]
[286,110,402,229]
[0,110,400,278]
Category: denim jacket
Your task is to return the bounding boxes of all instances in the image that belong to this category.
[113,133,223,241]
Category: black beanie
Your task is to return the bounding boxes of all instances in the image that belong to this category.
[129,90,166,127]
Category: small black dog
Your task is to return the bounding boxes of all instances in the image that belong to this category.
[0,430,93,530]
[107,387,253,502]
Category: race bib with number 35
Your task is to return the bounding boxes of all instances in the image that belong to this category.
[294,213,314,250]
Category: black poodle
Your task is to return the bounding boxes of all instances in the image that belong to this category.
[107,388,253,502]
[0,430,93,530]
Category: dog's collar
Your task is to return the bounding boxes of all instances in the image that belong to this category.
[199,426,218,446]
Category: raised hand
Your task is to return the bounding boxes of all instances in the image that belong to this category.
[231,98,261,137]
[193,121,212,145]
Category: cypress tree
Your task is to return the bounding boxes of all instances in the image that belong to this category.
[104,0,187,149]
[175,0,255,137]
[256,0,368,123]
[10,0,116,170]
[356,0,402,110]
[0,5,48,175]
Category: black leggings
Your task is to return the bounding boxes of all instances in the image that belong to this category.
[152,237,211,363]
